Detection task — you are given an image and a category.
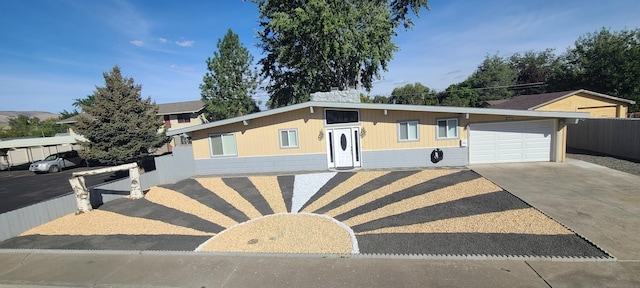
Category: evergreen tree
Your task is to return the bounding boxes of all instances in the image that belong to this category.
[75,65,168,165]
[200,29,259,121]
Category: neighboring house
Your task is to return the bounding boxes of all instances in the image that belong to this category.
[166,90,589,176]
[487,89,635,118]
[157,100,207,152]
[57,100,207,153]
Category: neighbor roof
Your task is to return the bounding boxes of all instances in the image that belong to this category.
[157,100,204,115]
[166,101,590,136]
[0,135,87,150]
[491,89,636,110]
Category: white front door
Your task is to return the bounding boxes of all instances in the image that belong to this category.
[333,128,353,168]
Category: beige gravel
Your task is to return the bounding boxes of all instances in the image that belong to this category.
[357,208,573,235]
[324,169,455,217]
[198,213,354,254]
[343,177,501,227]
[249,176,288,213]
[196,177,263,219]
[20,210,213,236]
[145,186,237,228]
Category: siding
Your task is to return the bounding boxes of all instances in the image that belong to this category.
[536,93,626,118]
[195,153,328,175]
[362,147,468,169]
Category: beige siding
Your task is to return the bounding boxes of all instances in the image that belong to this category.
[163,113,206,130]
[192,109,326,159]
[536,93,627,118]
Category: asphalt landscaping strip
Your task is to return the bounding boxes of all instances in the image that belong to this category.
[160,179,250,223]
[356,233,609,257]
[277,175,295,212]
[0,235,210,251]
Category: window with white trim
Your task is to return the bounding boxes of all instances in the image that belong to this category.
[279,129,299,148]
[398,121,419,141]
[209,133,237,156]
[437,118,458,139]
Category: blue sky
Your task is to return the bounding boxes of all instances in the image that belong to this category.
[1,0,639,113]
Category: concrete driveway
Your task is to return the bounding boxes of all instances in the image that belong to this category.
[471,159,640,261]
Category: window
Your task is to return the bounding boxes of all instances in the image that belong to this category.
[437,119,459,139]
[325,110,359,125]
[177,114,191,123]
[209,133,237,156]
[398,121,419,141]
[279,129,299,148]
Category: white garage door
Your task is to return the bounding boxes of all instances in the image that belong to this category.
[469,120,554,164]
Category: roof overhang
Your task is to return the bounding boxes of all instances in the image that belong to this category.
[167,102,590,136]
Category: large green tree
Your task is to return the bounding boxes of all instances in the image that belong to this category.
[200,29,259,121]
[509,49,560,95]
[0,115,66,138]
[390,82,438,105]
[253,0,429,108]
[75,65,168,165]
[467,53,517,103]
[548,27,640,112]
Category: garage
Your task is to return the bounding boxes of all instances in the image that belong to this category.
[469,120,554,164]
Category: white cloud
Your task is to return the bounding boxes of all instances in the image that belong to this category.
[175,40,194,47]
[169,64,195,72]
[158,38,168,43]
[130,40,144,46]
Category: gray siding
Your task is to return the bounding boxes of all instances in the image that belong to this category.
[567,118,640,161]
[0,194,77,242]
[362,147,469,169]
[195,153,328,175]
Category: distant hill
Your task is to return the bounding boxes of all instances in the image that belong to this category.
[0,111,59,128]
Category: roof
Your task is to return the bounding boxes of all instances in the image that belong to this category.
[56,112,94,124]
[157,100,204,115]
[0,135,87,150]
[491,89,636,110]
[166,101,590,136]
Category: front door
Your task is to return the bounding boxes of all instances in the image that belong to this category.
[333,128,354,168]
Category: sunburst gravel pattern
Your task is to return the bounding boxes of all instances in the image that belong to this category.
[0,170,610,257]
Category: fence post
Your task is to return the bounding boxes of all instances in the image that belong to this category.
[69,176,92,214]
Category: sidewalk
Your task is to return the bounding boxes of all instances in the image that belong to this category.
[1,250,638,287]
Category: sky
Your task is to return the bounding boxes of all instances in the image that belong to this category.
[1,0,640,113]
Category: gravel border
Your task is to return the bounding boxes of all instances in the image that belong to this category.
[567,148,640,176]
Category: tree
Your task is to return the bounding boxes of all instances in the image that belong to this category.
[75,65,168,165]
[509,49,560,95]
[253,0,430,108]
[438,82,478,107]
[548,28,640,112]
[466,53,517,104]
[72,95,95,112]
[390,82,438,105]
[201,29,259,121]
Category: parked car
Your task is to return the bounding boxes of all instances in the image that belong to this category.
[29,151,84,173]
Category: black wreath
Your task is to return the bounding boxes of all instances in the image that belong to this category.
[430,148,444,164]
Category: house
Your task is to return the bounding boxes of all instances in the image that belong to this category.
[57,100,207,153]
[487,90,635,118]
[157,100,207,152]
[166,90,589,176]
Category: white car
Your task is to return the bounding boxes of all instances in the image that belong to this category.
[29,151,83,173]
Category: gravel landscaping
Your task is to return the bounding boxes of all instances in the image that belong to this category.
[567,148,640,176]
[0,169,610,258]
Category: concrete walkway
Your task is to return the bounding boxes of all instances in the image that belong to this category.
[1,160,639,287]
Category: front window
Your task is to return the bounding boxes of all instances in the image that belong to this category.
[279,129,299,148]
[398,121,419,141]
[209,133,237,156]
[437,118,459,139]
[177,114,191,123]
